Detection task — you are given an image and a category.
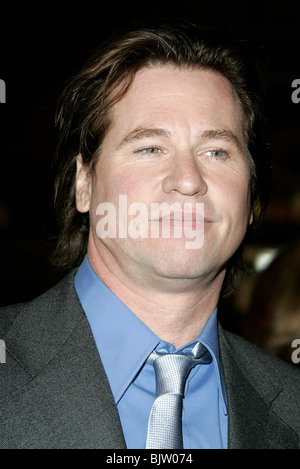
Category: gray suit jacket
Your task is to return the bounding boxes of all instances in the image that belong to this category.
[0,271,299,449]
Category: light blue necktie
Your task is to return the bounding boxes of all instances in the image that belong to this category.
[145,342,211,449]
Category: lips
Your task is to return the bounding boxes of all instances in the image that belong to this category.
[149,208,210,238]
[159,211,210,223]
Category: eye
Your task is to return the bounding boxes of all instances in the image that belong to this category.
[204,149,229,159]
[136,146,162,155]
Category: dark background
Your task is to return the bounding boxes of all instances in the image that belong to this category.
[0,1,299,330]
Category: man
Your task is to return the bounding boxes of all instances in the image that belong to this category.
[0,22,299,449]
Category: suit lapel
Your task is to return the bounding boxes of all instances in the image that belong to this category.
[2,273,298,449]
[1,273,126,449]
[218,326,299,449]
[220,344,272,449]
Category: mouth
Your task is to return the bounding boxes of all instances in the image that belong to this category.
[157,210,212,226]
[149,210,212,236]
[160,211,210,222]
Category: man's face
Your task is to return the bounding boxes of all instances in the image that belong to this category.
[77,66,253,289]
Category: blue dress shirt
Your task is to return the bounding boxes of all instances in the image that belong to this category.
[74,255,228,449]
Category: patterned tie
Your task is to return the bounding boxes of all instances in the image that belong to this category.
[145,342,211,449]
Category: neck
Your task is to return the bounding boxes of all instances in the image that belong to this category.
[87,240,225,349]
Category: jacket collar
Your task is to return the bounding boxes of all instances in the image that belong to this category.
[2,271,126,449]
[2,272,298,449]
[218,325,299,449]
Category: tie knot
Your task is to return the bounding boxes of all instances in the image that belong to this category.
[149,342,211,397]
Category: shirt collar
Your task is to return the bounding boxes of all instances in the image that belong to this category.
[74,255,227,409]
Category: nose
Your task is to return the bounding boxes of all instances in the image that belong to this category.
[162,151,208,197]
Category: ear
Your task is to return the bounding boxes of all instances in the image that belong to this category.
[75,154,91,213]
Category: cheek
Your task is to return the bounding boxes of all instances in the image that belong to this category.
[92,166,152,207]
[215,174,251,220]
[230,184,252,229]
[112,166,157,204]
[118,177,146,199]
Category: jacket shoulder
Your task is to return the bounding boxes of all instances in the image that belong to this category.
[0,270,84,380]
[219,326,300,448]
[0,271,76,337]
[220,327,300,382]
[219,325,300,426]
[0,303,22,337]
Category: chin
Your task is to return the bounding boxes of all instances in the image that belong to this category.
[152,254,208,280]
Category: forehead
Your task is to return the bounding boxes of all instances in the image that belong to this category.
[108,65,244,141]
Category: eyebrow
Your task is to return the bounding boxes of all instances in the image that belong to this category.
[117,127,171,149]
[200,129,243,151]
[117,126,243,151]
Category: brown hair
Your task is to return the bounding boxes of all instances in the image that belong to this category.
[51,21,271,293]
